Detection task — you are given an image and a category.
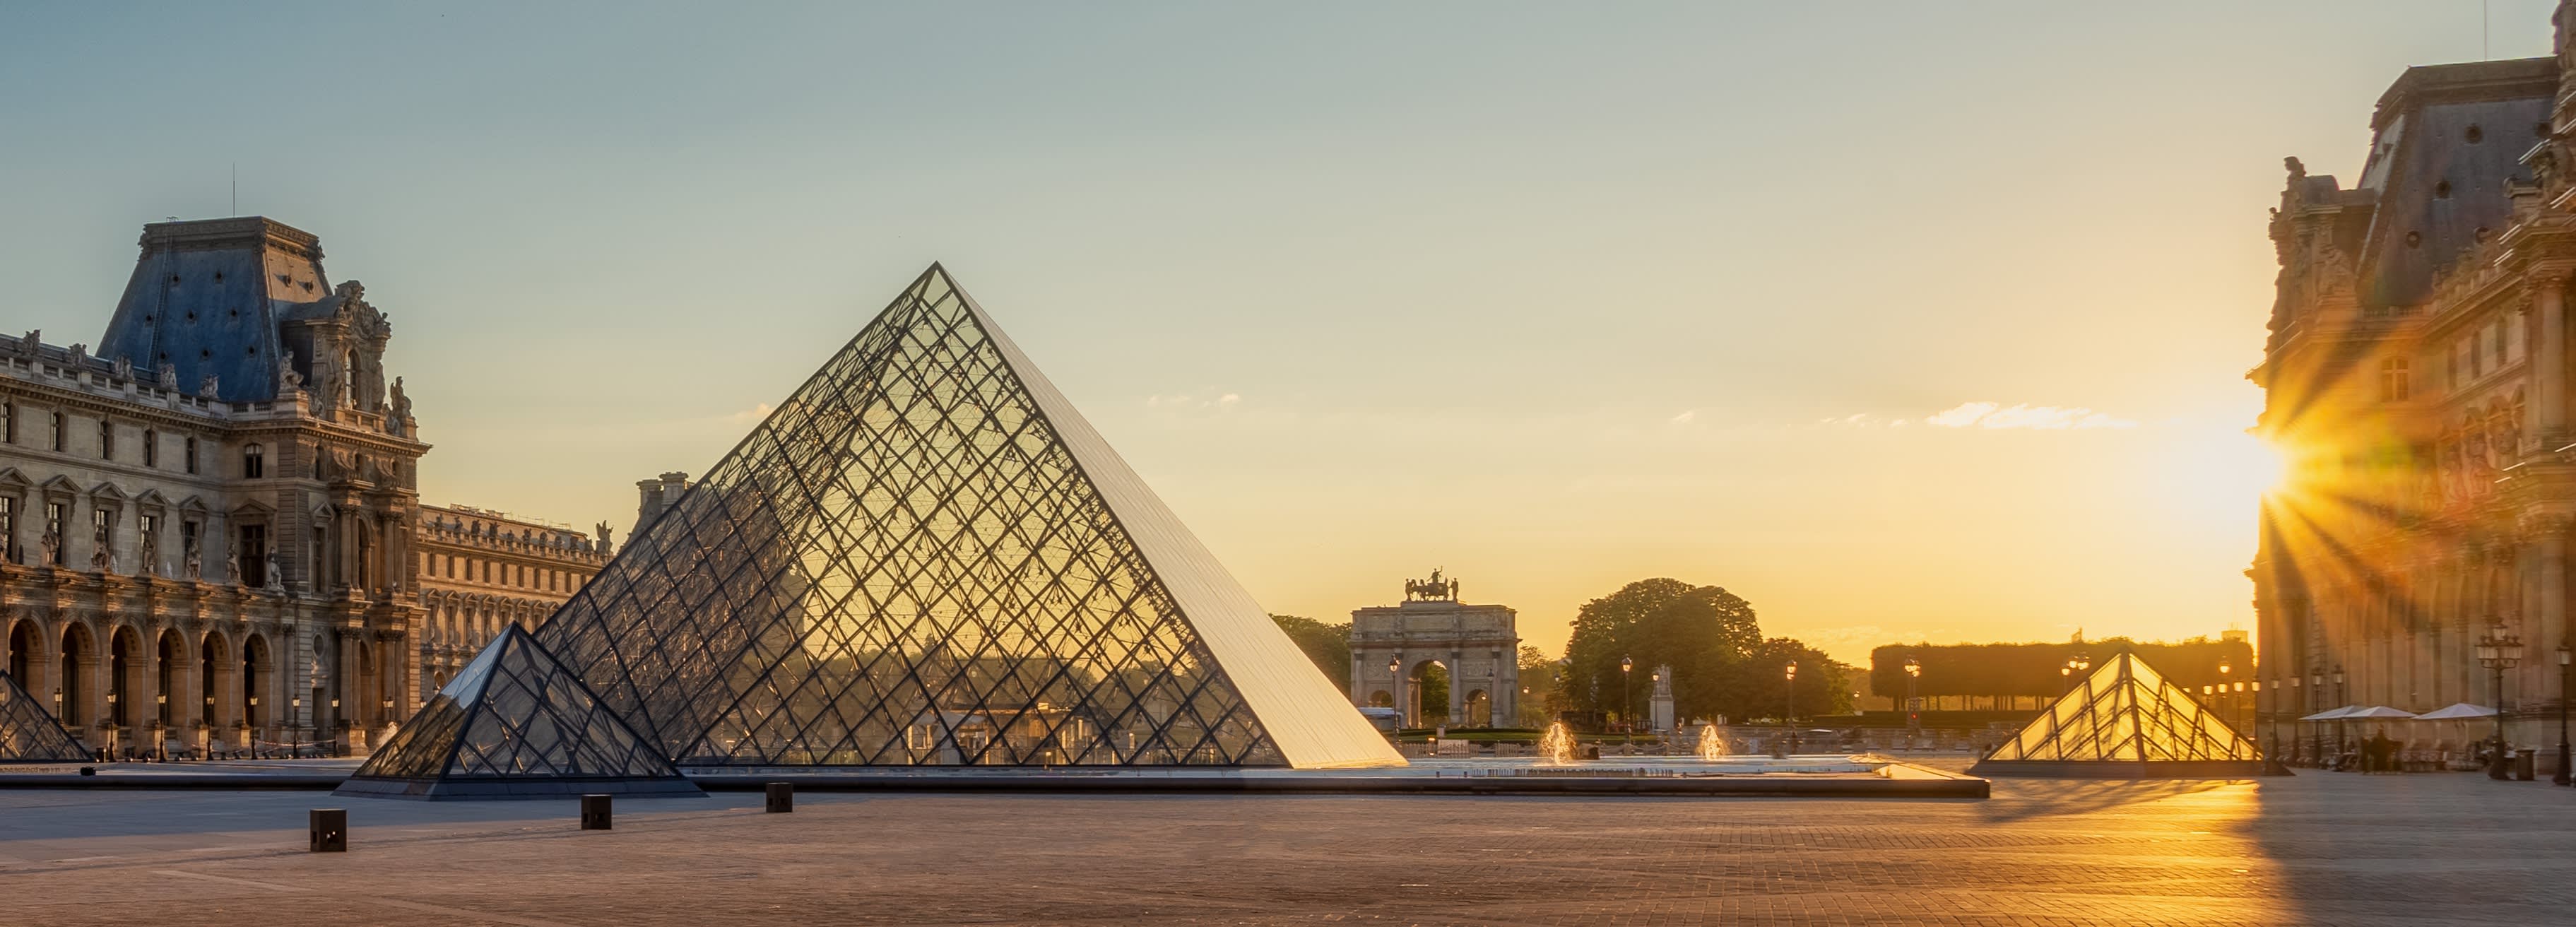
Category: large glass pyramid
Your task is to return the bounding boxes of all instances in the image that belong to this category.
[337,625,702,799]
[1970,649,2267,778]
[530,265,1400,769]
[0,671,88,764]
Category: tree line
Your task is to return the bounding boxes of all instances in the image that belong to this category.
[1272,576,1857,728]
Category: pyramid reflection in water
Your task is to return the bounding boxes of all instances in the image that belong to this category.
[1970,649,2267,778]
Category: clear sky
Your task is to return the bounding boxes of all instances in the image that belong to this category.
[1,2,2558,663]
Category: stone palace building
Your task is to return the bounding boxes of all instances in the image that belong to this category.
[2253,4,2576,769]
[0,218,613,757]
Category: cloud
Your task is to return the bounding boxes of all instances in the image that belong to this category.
[728,402,774,423]
[1146,392,1243,411]
[1668,410,1696,425]
[1815,401,2138,431]
[1922,401,2136,430]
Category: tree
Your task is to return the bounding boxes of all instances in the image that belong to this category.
[1516,644,1558,727]
[1269,615,1351,691]
[1563,578,1762,725]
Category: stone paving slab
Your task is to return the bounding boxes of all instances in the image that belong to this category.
[0,772,2568,925]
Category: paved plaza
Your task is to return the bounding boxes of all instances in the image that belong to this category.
[0,767,2569,926]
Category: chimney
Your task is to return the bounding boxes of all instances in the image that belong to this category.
[636,471,692,533]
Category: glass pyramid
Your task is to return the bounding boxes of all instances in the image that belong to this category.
[0,671,88,763]
[530,265,1400,769]
[337,625,702,800]
[1970,649,2265,777]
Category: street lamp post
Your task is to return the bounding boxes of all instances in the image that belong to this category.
[1903,657,1922,750]
[2332,666,2347,759]
[1783,660,1799,753]
[2475,621,2522,781]
[1619,656,1633,738]
[1387,657,1402,728]
[2555,644,2571,787]
[2218,661,2233,731]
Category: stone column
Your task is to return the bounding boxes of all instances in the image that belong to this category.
[1446,647,1465,725]
[2537,526,2569,724]
[336,631,365,752]
[2538,271,2570,447]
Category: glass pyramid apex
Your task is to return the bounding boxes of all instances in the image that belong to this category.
[338,625,701,800]
[528,264,1402,769]
[1971,649,2264,777]
[0,671,87,763]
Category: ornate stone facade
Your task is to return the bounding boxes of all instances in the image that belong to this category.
[1348,572,1519,728]
[0,218,600,757]
[2252,11,2576,767]
[413,504,609,702]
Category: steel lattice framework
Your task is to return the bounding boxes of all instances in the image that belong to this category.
[342,625,697,798]
[1972,649,2261,777]
[516,266,1398,769]
[0,671,88,763]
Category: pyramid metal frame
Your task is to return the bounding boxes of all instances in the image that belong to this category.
[0,670,89,764]
[338,625,702,800]
[1969,648,2269,778]
[514,264,1397,771]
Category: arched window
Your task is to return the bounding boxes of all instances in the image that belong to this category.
[242,443,264,479]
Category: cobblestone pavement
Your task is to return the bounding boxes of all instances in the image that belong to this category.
[0,770,2568,926]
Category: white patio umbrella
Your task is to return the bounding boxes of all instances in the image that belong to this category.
[2410,702,2497,721]
[2297,706,2357,721]
[2340,706,2419,720]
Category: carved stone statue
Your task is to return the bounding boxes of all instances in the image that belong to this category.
[112,357,132,381]
[226,547,241,586]
[184,548,201,581]
[17,330,37,358]
[65,343,88,369]
[390,376,411,420]
[277,359,303,392]
[1402,568,1460,601]
[158,362,179,390]
[39,531,58,567]
[199,374,220,399]
[264,543,285,592]
[90,542,109,572]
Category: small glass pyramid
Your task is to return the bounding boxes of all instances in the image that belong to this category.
[0,671,88,764]
[337,625,702,800]
[528,265,1400,769]
[1971,649,2266,777]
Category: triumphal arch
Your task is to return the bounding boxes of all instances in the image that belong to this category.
[1348,571,1520,728]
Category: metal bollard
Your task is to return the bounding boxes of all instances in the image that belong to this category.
[580,793,613,830]
[765,781,793,813]
[309,809,347,852]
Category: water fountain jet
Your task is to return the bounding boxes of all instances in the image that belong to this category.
[1537,721,1578,764]
[1695,721,1730,760]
